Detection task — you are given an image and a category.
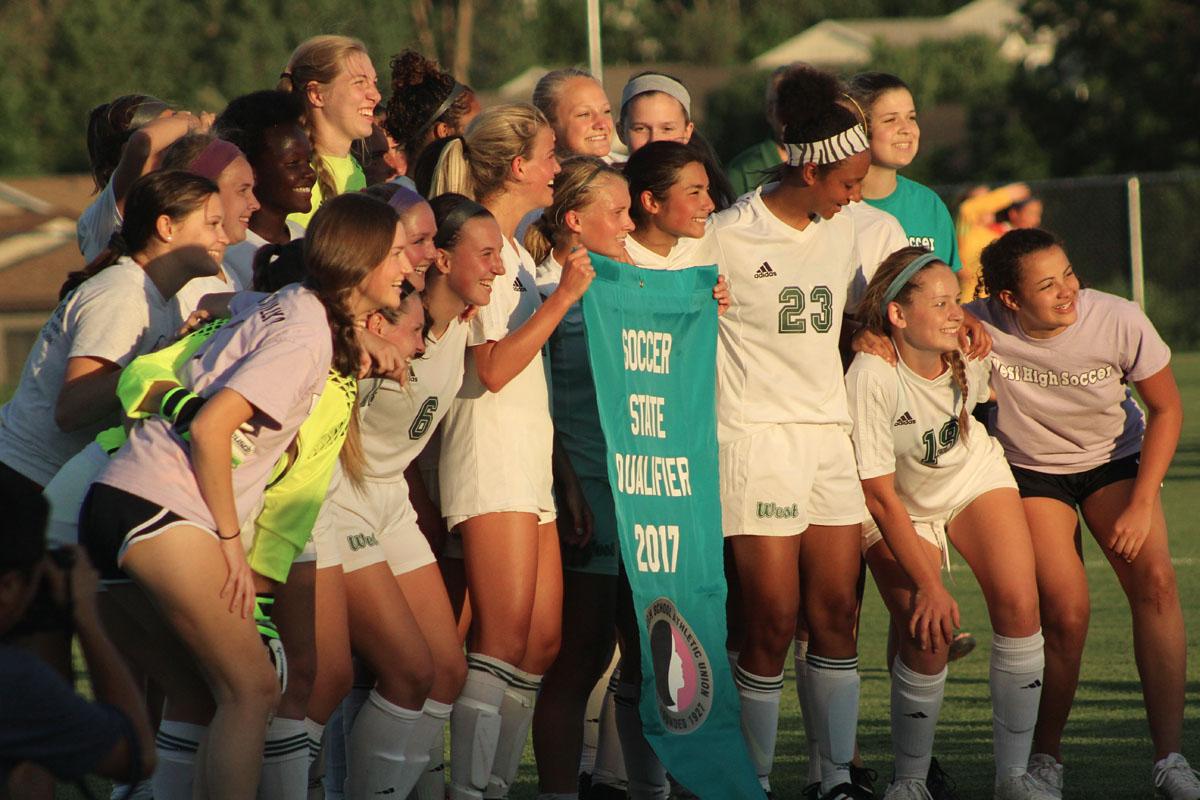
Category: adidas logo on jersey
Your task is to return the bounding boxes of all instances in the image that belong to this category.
[753,262,777,279]
[513,277,527,292]
[894,411,917,427]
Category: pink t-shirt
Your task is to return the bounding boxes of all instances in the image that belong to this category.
[967,289,1171,473]
[97,284,333,527]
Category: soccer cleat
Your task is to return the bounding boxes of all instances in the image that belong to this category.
[820,782,876,800]
[947,632,977,662]
[254,594,288,693]
[994,772,1059,800]
[851,765,878,795]
[926,757,961,800]
[803,782,822,800]
[1026,754,1062,799]
[882,779,934,800]
[1154,753,1200,800]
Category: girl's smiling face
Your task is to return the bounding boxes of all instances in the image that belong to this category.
[867,88,920,171]
[1002,244,1081,339]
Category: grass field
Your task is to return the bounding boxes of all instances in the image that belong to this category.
[57,354,1200,799]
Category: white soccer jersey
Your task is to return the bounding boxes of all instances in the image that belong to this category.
[846,350,1002,520]
[358,317,469,483]
[712,186,861,440]
[845,200,909,313]
[438,238,555,520]
[0,258,174,485]
[624,223,719,271]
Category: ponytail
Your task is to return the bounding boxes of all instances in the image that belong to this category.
[943,349,971,444]
[428,137,474,199]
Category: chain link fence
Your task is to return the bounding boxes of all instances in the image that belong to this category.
[939,169,1200,350]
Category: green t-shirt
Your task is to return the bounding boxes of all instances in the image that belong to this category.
[865,175,961,270]
[726,138,783,198]
[288,153,367,229]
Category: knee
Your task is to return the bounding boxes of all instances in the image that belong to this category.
[806,591,859,641]
[226,659,281,715]
[1041,597,1090,650]
[744,600,799,655]
[396,646,436,700]
[434,651,468,702]
[282,649,317,708]
[991,590,1041,635]
[523,621,562,675]
[1132,560,1179,612]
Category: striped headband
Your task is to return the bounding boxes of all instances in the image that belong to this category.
[620,74,691,116]
[188,138,243,181]
[880,251,942,316]
[785,124,869,167]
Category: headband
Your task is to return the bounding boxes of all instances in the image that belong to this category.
[620,75,691,116]
[880,251,942,316]
[414,82,468,142]
[188,138,243,181]
[387,186,427,216]
[785,123,869,167]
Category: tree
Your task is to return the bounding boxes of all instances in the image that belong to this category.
[1015,0,1200,175]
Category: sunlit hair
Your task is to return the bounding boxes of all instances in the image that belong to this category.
[524,156,625,263]
[428,103,549,203]
[386,49,477,159]
[86,94,169,192]
[857,245,970,441]
[533,68,599,153]
[279,35,371,203]
[303,192,398,483]
[61,171,217,299]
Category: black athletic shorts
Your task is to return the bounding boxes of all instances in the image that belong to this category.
[1009,453,1140,508]
[80,483,200,582]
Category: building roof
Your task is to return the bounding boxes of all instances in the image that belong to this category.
[0,175,90,313]
[753,0,1050,70]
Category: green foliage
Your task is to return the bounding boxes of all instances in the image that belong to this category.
[1015,0,1200,175]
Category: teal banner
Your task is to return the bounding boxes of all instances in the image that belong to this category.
[581,253,764,798]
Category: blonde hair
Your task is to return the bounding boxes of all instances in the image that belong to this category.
[279,35,371,204]
[524,156,625,263]
[858,246,970,442]
[429,103,549,203]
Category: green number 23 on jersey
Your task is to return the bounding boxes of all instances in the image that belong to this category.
[778,285,833,334]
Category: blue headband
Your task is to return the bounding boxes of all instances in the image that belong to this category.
[880,251,942,316]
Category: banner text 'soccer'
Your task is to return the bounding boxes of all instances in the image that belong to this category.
[581,253,764,798]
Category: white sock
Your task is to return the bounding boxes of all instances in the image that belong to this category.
[449,654,509,800]
[345,689,423,799]
[152,720,205,800]
[794,638,822,786]
[342,683,373,756]
[324,706,346,800]
[404,699,452,800]
[806,653,860,793]
[537,794,579,800]
[258,717,309,800]
[726,649,740,674]
[592,671,627,788]
[304,717,325,768]
[613,678,669,800]
[734,664,784,792]
[989,631,1045,782]
[485,668,542,798]
[110,780,152,800]
[891,659,946,783]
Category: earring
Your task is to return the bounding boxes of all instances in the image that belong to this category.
[166,236,173,242]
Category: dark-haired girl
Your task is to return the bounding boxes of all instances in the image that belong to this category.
[0,171,225,496]
[216,90,316,287]
[711,63,872,800]
[78,192,408,800]
[966,229,1197,800]
[847,73,960,273]
[848,247,1047,800]
[386,49,481,166]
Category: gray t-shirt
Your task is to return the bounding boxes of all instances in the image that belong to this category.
[967,288,1171,473]
[0,258,173,485]
[98,284,332,527]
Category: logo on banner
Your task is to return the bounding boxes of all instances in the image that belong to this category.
[646,596,713,734]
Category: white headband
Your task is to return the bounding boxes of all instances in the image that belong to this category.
[785,124,870,166]
[620,74,691,116]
